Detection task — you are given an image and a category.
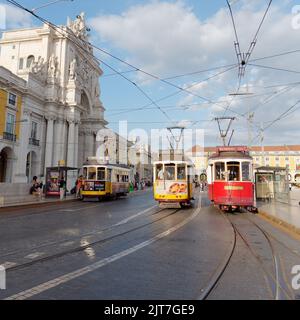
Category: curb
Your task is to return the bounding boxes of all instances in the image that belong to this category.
[0,198,78,212]
[258,209,300,236]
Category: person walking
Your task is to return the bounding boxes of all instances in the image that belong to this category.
[76,176,83,199]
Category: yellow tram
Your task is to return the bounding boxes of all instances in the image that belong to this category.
[80,158,131,201]
[153,160,195,207]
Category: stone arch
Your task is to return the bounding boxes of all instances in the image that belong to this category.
[80,89,92,118]
[0,146,15,183]
[26,151,38,183]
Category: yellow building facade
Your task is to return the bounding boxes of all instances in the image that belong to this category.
[0,67,25,183]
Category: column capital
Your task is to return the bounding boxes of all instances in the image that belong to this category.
[23,108,32,117]
[45,114,56,122]
[55,118,65,125]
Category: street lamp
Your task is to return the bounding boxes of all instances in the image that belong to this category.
[32,0,74,13]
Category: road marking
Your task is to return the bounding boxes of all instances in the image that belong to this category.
[114,205,157,226]
[60,241,75,247]
[5,205,200,300]
[1,262,17,268]
[60,205,100,212]
[24,252,44,260]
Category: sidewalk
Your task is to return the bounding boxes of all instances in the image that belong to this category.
[0,187,152,209]
[257,189,300,234]
[0,194,77,209]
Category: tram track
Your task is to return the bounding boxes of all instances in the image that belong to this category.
[3,207,183,273]
[198,211,237,300]
[199,207,295,300]
[0,204,159,261]
[224,211,293,300]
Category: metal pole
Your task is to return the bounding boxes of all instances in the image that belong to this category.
[260,122,265,167]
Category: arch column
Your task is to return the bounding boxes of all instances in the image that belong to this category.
[53,119,65,166]
[45,115,56,172]
[74,121,79,168]
[67,119,76,167]
[15,109,31,183]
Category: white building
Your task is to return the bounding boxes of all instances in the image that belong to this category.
[0,13,107,186]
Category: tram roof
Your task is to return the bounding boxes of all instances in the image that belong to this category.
[153,160,194,165]
[208,151,252,160]
[82,161,132,170]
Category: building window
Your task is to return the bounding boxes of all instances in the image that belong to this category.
[6,113,15,134]
[285,157,289,161]
[8,93,17,106]
[19,58,24,70]
[275,157,279,161]
[31,121,38,139]
[26,55,34,68]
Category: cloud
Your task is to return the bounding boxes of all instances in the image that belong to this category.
[90,0,300,145]
[0,3,33,30]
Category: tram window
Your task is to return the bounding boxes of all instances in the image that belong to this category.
[97,168,106,181]
[227,162,240,181]
[242,162,251,181]
[165,164,175,180]
[177,165,186,180]
[88,167,97,180]
[215,162,225,181]
[83,167,87,179]
[156,164,164,180]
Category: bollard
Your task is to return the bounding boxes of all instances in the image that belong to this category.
[0,265,6,290]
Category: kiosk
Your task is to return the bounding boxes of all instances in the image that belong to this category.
[45,166,78,197]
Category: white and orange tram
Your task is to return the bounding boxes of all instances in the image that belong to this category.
[153,160,195,207]
[207,146,257,212]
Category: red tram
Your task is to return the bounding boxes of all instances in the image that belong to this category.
[207,146,257,212]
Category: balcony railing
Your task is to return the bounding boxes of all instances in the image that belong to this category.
[3,132,16,142]
[29,137,40,146]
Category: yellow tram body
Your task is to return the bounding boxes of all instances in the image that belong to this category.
[80,159,131,200]
[153,161,195,206]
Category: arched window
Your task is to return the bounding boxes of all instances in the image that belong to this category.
[26,55,35,69]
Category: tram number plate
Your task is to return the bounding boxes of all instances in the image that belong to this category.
[224,186,244,191]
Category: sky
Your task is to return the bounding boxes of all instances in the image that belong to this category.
[0,0,300,147]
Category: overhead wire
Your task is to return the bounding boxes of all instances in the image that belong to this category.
[6,0,248,123]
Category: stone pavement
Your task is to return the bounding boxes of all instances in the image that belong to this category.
[257,189,300,234]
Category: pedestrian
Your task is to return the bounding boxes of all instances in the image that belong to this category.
[76,175,83,199]
[59,176,66,200]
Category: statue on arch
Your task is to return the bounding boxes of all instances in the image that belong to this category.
[48,54,56,78]
[70,12,87,39]
[69,58,77,80]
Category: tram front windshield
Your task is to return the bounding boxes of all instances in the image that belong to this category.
[177,164,186,180]
[97,167,106,181]
[165,164,175,180]
[227,162,240,181]
[87,167,97,180]
[156,164,164,180]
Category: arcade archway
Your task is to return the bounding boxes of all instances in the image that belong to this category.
[0,147,14,183]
